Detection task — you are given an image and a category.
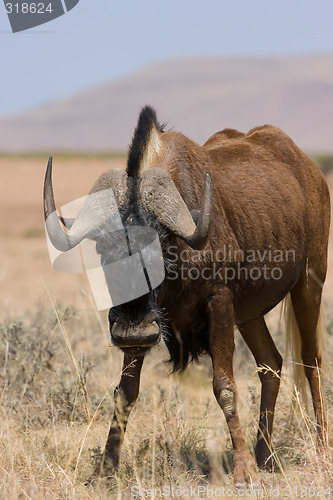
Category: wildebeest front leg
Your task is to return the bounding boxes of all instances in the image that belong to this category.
[238,316,282,470]
[97,353,144,477]
[207,292,258,488]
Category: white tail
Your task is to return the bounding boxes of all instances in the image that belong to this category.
[283,293,327,408]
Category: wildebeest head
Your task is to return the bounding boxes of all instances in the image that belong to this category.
[44,106,212,352]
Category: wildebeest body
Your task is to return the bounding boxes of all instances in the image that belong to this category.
[44,106,331,487]
[157,124,328,327]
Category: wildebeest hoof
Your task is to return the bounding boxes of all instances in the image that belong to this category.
[234,452,259,490]
[255,442,279,472]
[91,460,117,478]
[85,474,118,491]
[256,453,281,473]
[86,461,119,490]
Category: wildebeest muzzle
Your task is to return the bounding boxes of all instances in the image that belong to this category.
[110,319,160,349]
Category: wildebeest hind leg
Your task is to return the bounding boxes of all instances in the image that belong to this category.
[94,353,144,477]
[207,291,259,488]
[238,317,282,470]
[290,265,331,446]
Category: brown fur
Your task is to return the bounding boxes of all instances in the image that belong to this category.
[98,119,331,486]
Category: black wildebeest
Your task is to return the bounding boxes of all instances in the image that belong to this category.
[44,105,331,487]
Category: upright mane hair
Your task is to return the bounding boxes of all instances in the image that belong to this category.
[127,106,164,178]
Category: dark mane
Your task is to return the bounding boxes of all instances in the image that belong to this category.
[163,319,210,373]
[127,105,164,178]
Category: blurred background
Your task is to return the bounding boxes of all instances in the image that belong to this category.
[1,0,333,312]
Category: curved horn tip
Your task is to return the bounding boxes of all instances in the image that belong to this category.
[205,173,212,189]
[203,174,213,209]
[45,156,53,180]
[185,173,213,250]
[44,155,56,222]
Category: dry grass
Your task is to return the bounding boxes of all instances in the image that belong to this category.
[0,298,332,499]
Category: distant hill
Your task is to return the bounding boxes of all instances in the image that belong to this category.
[1,55,333,153]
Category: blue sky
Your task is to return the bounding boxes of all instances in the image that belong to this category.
[1,0,333,116]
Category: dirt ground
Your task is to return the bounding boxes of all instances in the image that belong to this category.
[1,155,333,316]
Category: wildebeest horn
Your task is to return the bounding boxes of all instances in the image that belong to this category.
[139,167,213,250]
[44,157,127,251]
